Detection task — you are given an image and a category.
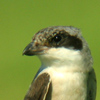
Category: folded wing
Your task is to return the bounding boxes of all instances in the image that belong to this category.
[24,73,51,100]
[87,69,97,100]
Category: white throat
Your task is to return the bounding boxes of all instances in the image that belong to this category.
[38,47,89,72]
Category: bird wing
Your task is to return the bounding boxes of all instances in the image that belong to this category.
[87,68,97,100]
[24,73,51,100]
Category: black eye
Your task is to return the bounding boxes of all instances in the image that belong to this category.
[53,35,62,42]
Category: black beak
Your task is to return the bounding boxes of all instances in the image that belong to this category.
[23,42,34,56]
[23,42,48,56]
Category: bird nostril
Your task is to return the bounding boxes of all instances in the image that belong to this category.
[35,42,39,46]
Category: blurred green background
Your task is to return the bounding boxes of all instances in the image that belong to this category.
[0,0,99,100]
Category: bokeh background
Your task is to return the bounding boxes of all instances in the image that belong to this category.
[0,0,99,100]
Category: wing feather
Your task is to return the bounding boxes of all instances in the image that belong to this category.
[87,68,97,100]
[24,73,51,100]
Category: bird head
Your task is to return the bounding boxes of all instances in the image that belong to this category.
[23,26,93,69]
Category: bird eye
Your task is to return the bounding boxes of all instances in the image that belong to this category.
[53,35,62,43]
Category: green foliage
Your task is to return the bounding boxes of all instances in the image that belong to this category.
[0,0,99,100]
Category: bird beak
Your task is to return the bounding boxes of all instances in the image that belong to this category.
[23,42,48,56]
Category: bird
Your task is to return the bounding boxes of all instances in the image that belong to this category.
[23,26,96,100]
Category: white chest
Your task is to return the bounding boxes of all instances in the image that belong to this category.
[41,67,88,100]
